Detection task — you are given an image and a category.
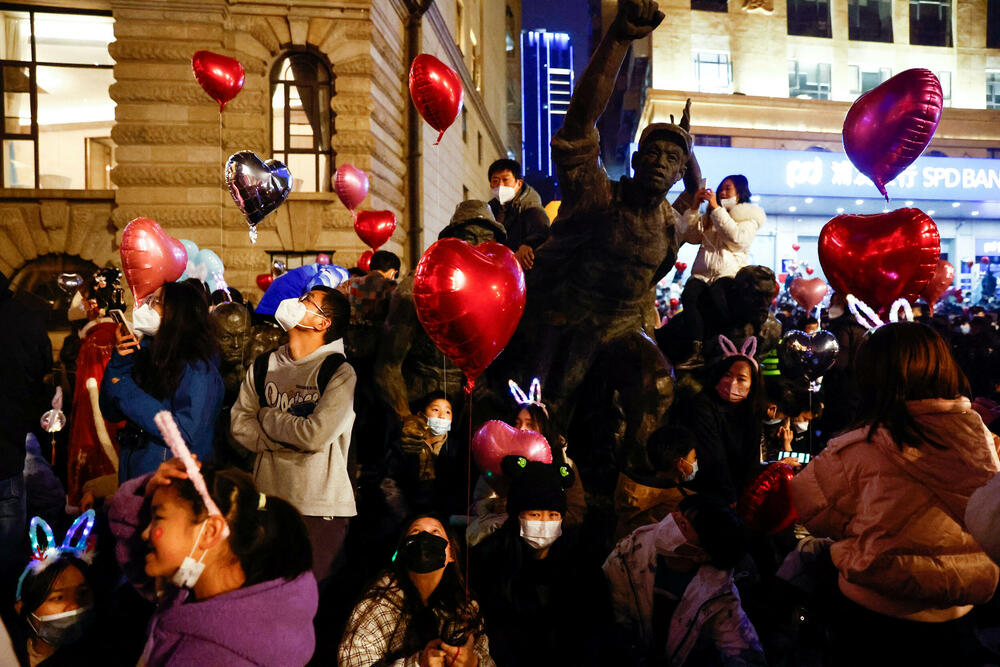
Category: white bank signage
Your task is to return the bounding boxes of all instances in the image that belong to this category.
[667,146,1000,202]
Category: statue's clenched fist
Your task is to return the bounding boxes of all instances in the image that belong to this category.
[614,0,665,40]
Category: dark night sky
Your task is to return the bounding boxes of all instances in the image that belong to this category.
[522,0,592,85]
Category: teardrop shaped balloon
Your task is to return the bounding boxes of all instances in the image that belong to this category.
[120,217,188,300]
[57,273,83,295]
[334,164,369,212]
[408,54,463,145]
[192,50,245,112]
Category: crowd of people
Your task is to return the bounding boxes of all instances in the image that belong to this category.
[4,149,1000,666]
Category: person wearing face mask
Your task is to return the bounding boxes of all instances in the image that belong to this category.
[674,175,765,369]
[603,495,763,666]
[108,457,317,666]
[614,424,699,540]
[99,281,224,483]
[486,159,550,272]
[339,514,492,666]
[231,286,356,594]
[471,456,612,667]
[676,337,765,504]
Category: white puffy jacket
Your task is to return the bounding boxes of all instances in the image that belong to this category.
[676,202,766,283]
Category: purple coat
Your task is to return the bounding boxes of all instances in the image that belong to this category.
[109,475,319,666]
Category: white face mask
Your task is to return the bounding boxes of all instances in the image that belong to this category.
[519,518,562,550]
[654,513,689,554]
[426,417,452,436]
[67,291,87,322]
[274,297,327,332]
[491,185,516,205]
[132,303,161,337]
[959,323,971,335]
[171,520,209,589]
[682,459,698,483]
[720,196,738,209]
[793,421,810,433]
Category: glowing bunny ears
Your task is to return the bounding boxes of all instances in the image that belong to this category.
[17,510,96,600]
[846,295,913,332]
[718,334,758,371]
[154,411,229,539]
[508,377,548,416]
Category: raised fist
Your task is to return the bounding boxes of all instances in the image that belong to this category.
[614,0,665,40]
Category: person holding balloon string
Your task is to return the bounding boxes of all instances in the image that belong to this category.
[674,174,766,369]
[99,281,224,483]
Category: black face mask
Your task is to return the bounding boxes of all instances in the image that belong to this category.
[403,531,448,574]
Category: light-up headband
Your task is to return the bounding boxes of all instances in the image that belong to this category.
[16,510,96,600]
[509,378,548,417]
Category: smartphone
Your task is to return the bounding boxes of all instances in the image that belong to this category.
[109,308,136,339]
[699,177,707,189]
[787,452,811,465]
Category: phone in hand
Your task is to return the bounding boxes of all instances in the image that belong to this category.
[787,452,811,465]
[109,308,136,340]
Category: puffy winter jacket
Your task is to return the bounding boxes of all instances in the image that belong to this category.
[791,397,1000,621]
[677,203,765,283]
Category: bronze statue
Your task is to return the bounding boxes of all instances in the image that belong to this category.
[211,301,252,399]
[498,0,700,485]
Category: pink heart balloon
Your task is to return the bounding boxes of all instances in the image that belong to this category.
[334,164,369,212]
[789,277,828,312]
[472,420,552,476]
[120,217,187,300]
[843,68,943,200]
[920,259,954,307]
[792,243,801,251]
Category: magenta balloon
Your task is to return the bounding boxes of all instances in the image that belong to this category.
[789,277,829,312]
[334,164,369,212]
[471,420,552,476]
[843,68,943,200]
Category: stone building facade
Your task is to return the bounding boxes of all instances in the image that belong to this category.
[2,0,517,305]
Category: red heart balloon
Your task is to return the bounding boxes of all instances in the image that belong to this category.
[256,273,274,291]
[191,50,245,112]
[805,267,814,275]
[843,69,943,199]
[120,218,187,301]
[674,261,688,272]
[818,208,940,312]
[472,420,552,476]
[413,239,526,391]
[790,277,828,311]
[358,250,374,272]
[354,210,397,250]
[792,243,801,251]
[920,259,954,307]
[408,54,463,145]
[669,298,680,307]
[739,462,798,536]
[334,164,369,212]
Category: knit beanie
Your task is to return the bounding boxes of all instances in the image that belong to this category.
[502,455,573,517]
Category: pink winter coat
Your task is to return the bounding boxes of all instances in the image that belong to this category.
[791,397,1000,620]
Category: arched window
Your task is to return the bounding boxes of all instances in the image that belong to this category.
[270,51,334,193]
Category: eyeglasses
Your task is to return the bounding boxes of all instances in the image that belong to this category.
[144,294,162,307]
[299,293,331,320]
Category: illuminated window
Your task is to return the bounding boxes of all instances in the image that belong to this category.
[692,51,733,94]
[910,0,952,47]
[988,72,1000,110]
[788,61,831,100]
[849,66,891,95]
[934,70,951,107]
[0,9,115,189]
[849,0,893,42]
[787,0,832,38]
[695,135,731,147]
[270,51,334,193]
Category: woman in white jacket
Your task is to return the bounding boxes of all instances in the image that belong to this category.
[675,175,766,368]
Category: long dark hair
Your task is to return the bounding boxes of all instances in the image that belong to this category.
[513,403,567,465]
[172,467,312,586]
[855,322,969,449]
[703,355,765,441]
[133,281,219,399]
[344,514,483,661]
[718,174,752,204]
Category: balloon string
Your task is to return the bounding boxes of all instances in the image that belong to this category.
[218,112,225,265]
[465,388,472,604]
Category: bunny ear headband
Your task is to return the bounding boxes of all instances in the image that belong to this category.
[718,334,759,371]
[154,411,229,539]
[508,377,548,417]
[846,295,913,332]
[16,510,96,600]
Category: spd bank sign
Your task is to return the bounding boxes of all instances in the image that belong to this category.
[668,147,1000,202]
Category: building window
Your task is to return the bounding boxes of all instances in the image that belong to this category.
[691,0,728,11]
[462,107,468,143]
[695,134,731,147]
[788,61,831,100]
[848,0,893,42]
[988,147,1000,159]
[926,149,947,157]
[477,131,482,165]
[692,51,733,94]
[909,0,952,47]
[932,70,951,107]
[787,0,832,38]
[270,51,334,193]
[456,0,465,54]
[990,0,1000,49]
[462,184,469,200]
[1,9,115,190]
[849,65,891,95]
[988,72,1000,110]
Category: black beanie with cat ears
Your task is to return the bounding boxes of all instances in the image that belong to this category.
[502,455,574,517]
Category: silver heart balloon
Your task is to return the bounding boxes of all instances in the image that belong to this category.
[271,258,287,276]
[225,151,292,240]
[777,330,840,382]
[57,273,83,295]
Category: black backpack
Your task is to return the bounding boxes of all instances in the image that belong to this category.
[253,351,347,412]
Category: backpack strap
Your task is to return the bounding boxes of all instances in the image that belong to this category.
[316,353,348,396]
[253,351,274,408]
